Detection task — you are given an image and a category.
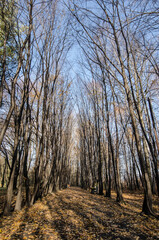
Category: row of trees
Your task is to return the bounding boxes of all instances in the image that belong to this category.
[0,0,158,218]
[0,0,73,215]
[70,0,159,216]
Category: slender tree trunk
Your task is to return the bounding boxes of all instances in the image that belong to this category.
[126,84,154,215]
[1,161,7,188]
[105,141,111,197]
[15,151,25,211]
[3,123,19,215]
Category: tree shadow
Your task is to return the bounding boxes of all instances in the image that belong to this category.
[10,207,45,240]
[1,187,158,240]
[46,193,142,240]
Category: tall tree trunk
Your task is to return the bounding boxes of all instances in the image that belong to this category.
[15,151,25,211]
[1,160,6,188]
[125,83,154,215]
[3,123,19,215]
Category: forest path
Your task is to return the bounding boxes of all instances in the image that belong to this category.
[0,187,159,240]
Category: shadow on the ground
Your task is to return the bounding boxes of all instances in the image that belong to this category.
[45,188,148,240]
[1,187,159,240]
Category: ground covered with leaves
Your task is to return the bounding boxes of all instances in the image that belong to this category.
[0,187,159,239]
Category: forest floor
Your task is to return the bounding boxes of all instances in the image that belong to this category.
[0,187,159,240]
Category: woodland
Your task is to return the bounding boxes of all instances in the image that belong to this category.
[0,0,159,239]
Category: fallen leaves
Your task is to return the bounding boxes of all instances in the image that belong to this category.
[0,187,159,239]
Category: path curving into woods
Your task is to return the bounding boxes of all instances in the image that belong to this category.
[0,187,159,239]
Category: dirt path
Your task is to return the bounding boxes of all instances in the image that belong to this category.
[0,187,159,239]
